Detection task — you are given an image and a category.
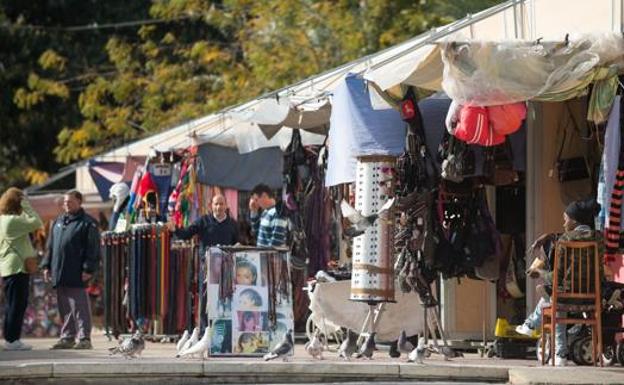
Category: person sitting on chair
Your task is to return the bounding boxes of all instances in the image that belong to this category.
[515,198,604,367]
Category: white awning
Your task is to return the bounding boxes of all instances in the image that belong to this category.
[250,98,331,139]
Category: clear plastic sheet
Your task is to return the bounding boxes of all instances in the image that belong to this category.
[441,33,624,106]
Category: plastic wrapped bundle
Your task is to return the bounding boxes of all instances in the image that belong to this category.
[441,33,624,106]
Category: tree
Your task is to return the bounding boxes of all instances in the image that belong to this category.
[0,0,151,190]
[1,0,499,190]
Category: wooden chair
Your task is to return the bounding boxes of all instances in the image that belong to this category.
[540,240,603,366]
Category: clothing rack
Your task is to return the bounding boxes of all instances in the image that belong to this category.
[102,225,199,338]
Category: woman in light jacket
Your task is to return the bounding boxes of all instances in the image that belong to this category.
[0,187,43,350]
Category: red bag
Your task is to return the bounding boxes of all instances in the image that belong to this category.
[454,105,505,146]
[399,99,417,120]
[488,102,526,136]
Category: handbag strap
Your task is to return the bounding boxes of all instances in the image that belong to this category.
[553,101,591,174]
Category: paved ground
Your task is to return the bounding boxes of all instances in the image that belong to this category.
[0,334,623,384]
[0,334,530,365]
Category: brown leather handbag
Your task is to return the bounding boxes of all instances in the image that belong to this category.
[24,256,38,274]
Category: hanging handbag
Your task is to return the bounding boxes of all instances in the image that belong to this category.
[556,157,590,182]
[554,102,591,182]
[504,236,525,298]
[441,134,474,183]
[24,256,38,274]
[485,141,519,186]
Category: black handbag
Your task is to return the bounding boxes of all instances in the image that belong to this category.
[556,157,589,182]
[554,102,591,182]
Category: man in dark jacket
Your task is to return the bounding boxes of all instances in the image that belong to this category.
[168,194,238,331]
[41,190,100,350]
[169,195,238,254]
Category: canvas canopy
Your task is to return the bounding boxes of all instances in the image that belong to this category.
[250,98,331,139]
[47,0,624,197]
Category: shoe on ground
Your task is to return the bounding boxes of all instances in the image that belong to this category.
[515,323,534,337]
[555,355,567,366]
[388,341,401,358]
[74,339,92,350]
[4,340,33,351]
[51,339,75,349]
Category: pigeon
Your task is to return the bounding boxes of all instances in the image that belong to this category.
[439,346,464,361]
[397,330,415,355]
[340,198,395,237]
[263,329,294,361]
[109,330,145,359]
[314,270,336,283]
[177,327,210,359]
[356,332,376,360]
[338,329,358,361]
[304,330,324,360]
[176,330,190,353]
[180,327,199,354]
[109,336,132,356]
[133,331,146,357]
[408,337,428,364]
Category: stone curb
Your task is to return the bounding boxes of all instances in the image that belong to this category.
[508,367,624,385]
[0,363,53,379]
[0,361,510,383]
[399,363,508,382]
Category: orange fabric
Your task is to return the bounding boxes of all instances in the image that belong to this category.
[488,103,527,135]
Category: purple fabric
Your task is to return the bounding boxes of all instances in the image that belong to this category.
[303,158,331,276]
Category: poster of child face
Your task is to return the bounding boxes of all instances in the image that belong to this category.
[207,284,232,319]
[234,332,270,354]
[210,319,232,354]
[233,286,267,312]
[236,311,268,332]
[268,311,294,351]
[235,253,261,286]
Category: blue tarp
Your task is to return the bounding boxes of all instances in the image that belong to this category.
[196,143,283,191]
[325,74,406,186]
[87,160,125,201]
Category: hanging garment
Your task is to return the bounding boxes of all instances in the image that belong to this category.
[599,95,622,230]
[495,185,526,234]
[487,102,527,136]
[224,189,239,219]
[149,163,173,218]
[453,105,505,147]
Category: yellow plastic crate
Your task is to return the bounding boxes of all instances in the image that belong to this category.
[494,318,539,339]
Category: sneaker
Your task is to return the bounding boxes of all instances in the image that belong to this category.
[555,355,567,367]
[515,323,534,337]
[51,339,75,349]
[74,339,92,350]
[4,340,33,351]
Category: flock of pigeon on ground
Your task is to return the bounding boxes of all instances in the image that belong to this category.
[109,327,462,363]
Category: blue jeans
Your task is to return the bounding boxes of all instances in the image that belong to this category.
[525,297,567,357]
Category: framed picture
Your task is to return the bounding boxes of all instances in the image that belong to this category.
[210,319,232,354]
[207,248,292,356]
[233,332,270,354]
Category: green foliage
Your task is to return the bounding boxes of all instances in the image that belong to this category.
[0,0,500,191]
